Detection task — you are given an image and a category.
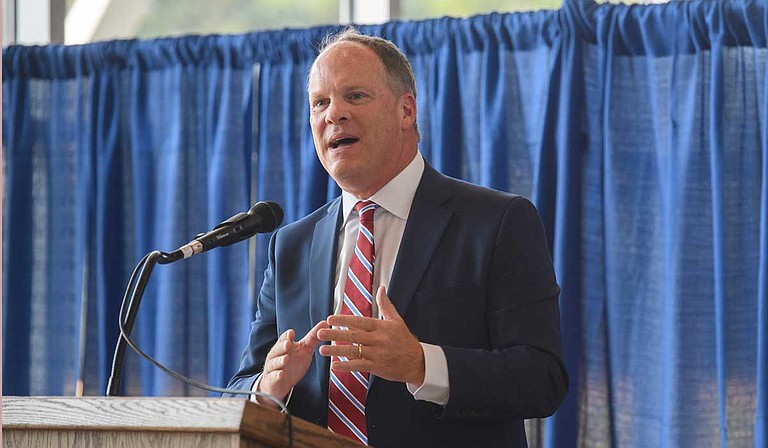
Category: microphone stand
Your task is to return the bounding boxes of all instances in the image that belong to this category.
[103,201,291,444]
[106,250,165,396]
[103,248,294,447]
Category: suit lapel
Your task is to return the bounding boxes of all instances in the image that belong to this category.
[309,198,342,397]
[387,164,453,318]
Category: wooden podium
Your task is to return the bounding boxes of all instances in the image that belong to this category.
[3,397,362,448]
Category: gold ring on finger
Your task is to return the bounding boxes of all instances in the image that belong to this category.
[357,344,363,359]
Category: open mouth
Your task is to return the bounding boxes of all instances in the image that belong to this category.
[330,137,359,149]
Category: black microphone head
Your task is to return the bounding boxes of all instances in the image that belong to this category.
[249,201,284,232]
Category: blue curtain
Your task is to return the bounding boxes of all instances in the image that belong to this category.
[3,1,766,446]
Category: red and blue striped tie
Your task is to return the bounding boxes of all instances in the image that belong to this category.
[327,200,378,445]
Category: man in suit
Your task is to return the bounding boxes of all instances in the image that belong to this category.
[227,28,568,447]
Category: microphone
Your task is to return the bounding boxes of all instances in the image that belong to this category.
[107,201,284,398]
[165,201,283,263]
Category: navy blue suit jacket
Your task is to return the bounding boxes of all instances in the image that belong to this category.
[228,164,568,447]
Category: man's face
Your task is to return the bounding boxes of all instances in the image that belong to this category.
[308,41,416,197]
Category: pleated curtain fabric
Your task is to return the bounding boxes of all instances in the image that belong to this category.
[4,1,768,446]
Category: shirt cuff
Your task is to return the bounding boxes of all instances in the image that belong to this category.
[406,343,449,406]
[251,374,293,410]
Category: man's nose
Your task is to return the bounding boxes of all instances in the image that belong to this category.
[325,100,349,124]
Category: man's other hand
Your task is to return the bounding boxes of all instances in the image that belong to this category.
[318,286,426,386]
[257,320,329,408]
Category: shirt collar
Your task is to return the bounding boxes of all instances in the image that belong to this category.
[341,152,425,227]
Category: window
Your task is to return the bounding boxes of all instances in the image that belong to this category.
[397,0,563,20]
[65,0,339,44]
[5,0,681,47]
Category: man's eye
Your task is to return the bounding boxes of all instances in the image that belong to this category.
[312,99,328,108]
[349,92,366,100]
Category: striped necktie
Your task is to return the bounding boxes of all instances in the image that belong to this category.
[327,200,378,445]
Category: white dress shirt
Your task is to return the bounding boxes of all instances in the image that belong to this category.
[335,152,449,405]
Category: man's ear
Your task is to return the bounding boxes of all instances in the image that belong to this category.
[400,92,417,131]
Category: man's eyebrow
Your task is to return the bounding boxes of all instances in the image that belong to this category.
[308,85,370,97]
[344,85,367,91]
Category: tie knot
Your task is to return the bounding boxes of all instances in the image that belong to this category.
[355,201,378,222]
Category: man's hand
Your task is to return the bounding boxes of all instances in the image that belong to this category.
[257,320,329,408]
[318,286,426,386]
